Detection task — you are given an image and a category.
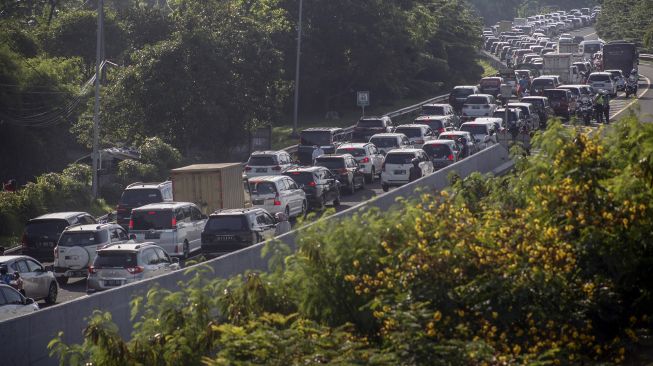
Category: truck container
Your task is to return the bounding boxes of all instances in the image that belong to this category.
[557,42,579,54]
[170,163,251,215]
[513,18,527,26]
[498,20,513,34]
[542,53,582,84]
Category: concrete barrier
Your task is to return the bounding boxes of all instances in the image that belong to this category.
[0,144,513,366]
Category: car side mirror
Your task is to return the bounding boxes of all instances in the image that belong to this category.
[129,234,136,240]
[44,265,54,272]
[25,298,35,305]
[171,257,180,264]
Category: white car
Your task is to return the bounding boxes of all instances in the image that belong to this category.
[587,72,617,97]
[605,69,625,91]
[369,133,411,155]
[461,94,498,122]
[381,148,434,192]
[0,255,59,304]
[244,150,296,178]
[0,284,39,321]
[249,176,307,219]
[335,143,384,183]
[460,121,498,150]
[392,124,437,148]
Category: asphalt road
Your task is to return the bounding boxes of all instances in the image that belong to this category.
[49,26,653,307]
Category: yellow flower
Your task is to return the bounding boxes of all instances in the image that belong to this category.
[433,311,442,322]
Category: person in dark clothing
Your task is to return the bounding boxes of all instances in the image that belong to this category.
[602,92,611,124]
[408,158,422,182]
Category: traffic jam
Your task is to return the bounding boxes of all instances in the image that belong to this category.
[0,5,642,320]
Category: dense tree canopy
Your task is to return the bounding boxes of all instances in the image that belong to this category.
[595,0,653,46]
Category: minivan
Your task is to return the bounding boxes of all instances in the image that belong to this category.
[297,127,347,165]
[22,212,97,261]
[129,202,208,259]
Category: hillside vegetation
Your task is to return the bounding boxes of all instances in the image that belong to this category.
[51,114,653,365]
[595,0,653,50]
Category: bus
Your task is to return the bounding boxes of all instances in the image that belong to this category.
[578,40,604,60]
[602,41,639,75]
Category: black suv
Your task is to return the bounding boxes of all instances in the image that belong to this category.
[352,116,393,142]
[116,181,173,229]
[297,128,347,165]
[314,154,365,194]
[283,166,341,210]
[201,208,285,258]
[22,212,96,261]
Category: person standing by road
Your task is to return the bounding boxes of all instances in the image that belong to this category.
[602,91,611,124]
[594,92,604,124]
[408,158,422,182]
[311,145,324,165]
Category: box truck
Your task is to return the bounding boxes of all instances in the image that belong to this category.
[498,20,513,34]
[542,53,582,84]
[170,163,251,215]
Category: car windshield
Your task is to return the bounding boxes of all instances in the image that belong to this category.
[248,156,276,166]
[423,144,452,159]
[315,158,345,169]
[588,74,610,82]
[493,111,519,121]
[394,127,422,138]
[119,189,163,206]
[131,210,173,230]
[335,148,366,157]
[480,79,501,86]
[544,90,567,100]
[532,79,554,88]
[25,220,69,236]
[58,231,109,247]
[421,105,445,115]
[370,137,398,148]
[93,251,137,268]
[205,216,248,231]
[249,181,278,195]
[284,171,316,185]
[452,88,474,97]
[461,125,488,135]
[357,120,384,128]
[384,153,415,164]
[415,119,444,130]
[300,131,331,146]
[608,71,622,79]
[465,96,488,104]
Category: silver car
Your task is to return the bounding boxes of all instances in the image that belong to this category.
[0,255,59,304]
[129,202,208,259]
[54,223,129,284]
[0,284,39,321]
[86,242,180,294]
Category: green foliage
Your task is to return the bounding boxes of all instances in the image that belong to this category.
[0,163,110,238]
[596,0,653,45]
[52,115,653,365]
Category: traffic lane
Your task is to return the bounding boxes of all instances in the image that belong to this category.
[336,180,383,212]
[569,26,598,40]
[632,62,653,122]
[608,62,652,122]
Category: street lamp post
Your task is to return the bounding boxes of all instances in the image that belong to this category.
[92,0,104,198]
[291,0,304,138]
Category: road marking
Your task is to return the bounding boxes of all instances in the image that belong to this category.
[611,75,651,119]
[584,32,596,37]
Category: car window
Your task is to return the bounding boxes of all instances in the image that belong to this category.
[142,249,159,265]
[15,260,29,273]
[287,179,299,190]
[26,259,42,272]
[110,229,119,240]
[256,215,267,225]
[1,287,22,305]
[119,189,163,206]
[263,213,275,225]
[154,247,171,264]
[59,230,109,247]
[191,206,203,221]
[117,228,129,241]
[131,210,174,230]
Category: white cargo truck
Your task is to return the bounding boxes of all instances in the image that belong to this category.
[513,18,527,26]
[542,53,582,84]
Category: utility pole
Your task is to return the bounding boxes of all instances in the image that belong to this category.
[92,0,104,198]
[291,0,304,138]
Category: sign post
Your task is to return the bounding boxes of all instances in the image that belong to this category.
[357,91,370,116]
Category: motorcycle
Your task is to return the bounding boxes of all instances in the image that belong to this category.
[576,100,593,125]
[625,79,637,98]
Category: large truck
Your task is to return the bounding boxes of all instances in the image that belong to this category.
[542,53,582,84]
[170,163,251,215]
[557,42,580,54]
[513,18,527,26]
[603,41,639,75]
[498,20,513,34]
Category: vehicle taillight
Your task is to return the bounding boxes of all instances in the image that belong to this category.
[448,154,454,161]
[438,128,445,134]
[54,246,58,259]
[171,217,177,227]
[360,157,370,163]
[21,233,27,248]
[88,266,98,274]
[272,165,282,171]
[244,166,252,171]
[274,195,281,206]
[338,168,348,175]
[308,181,317,187]
[129,219,134,230]
[126,266,144,274]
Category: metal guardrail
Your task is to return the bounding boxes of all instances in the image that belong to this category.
[282,93,450,153]
[641,54,653,61]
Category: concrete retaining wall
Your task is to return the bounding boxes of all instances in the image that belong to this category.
[0,144,512,366]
